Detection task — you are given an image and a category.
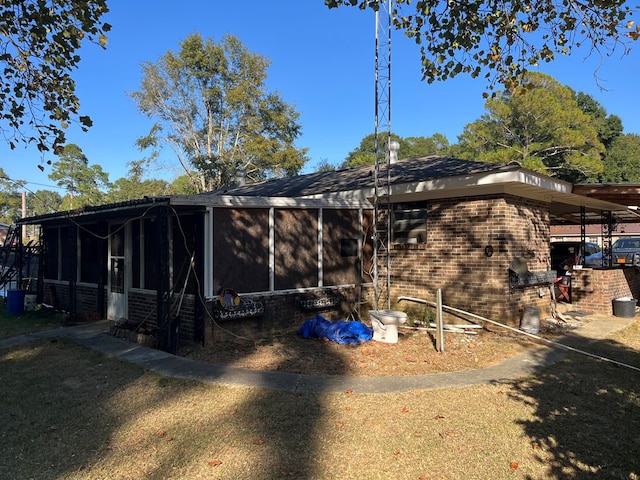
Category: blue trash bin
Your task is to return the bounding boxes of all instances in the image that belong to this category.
[7,289,25,315]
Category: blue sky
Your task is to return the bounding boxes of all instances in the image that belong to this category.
[3,0,640,192]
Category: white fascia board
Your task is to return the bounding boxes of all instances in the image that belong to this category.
[170,194,371,209]
[169,168,573,208]
[391,169,572,197]
[298,189,377,204]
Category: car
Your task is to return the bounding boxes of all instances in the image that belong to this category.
[550,241,602,274]
[610,237,640,266]
[584,250,606,268]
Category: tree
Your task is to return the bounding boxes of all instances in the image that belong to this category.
[598,134,640,183]
[0,1,110,154]
[325,1,638,93]
[26,189,63,217]
[107,159,170,202]
[0,168,22,224]
[455,73,604,182]
[168,175,201,195]
[48,143,110,209]
[403,134,450,158]
[342,133,450,167]
[131,33,309,192]
[575,92,623,151]
[314,159,338,172]
[108,177,170,203]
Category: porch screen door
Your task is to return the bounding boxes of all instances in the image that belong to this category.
[107,223,128,320]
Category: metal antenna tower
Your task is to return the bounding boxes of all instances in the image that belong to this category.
[373,0,393,310]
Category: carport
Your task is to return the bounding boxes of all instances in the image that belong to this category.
[547,184,640,313]
[552,184,640,266]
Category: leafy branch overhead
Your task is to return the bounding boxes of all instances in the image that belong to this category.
[0,0,111,154]
[325,0,639,92]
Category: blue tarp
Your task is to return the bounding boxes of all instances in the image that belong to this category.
[297,314,373,345]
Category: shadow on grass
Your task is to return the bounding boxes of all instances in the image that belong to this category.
[0,318,350,479]
[0,338,148,478]
[0,300,70,339]
[507,328,640,479]
[6,302,640,478]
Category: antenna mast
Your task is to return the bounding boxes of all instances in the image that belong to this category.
[373,0,393,310]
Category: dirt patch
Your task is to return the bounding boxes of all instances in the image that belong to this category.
[180,325,547,376]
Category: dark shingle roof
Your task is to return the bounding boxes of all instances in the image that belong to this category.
[204,156,518,198]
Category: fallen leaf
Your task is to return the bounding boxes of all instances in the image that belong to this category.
[401,406,409,413]
[156,430,166,438]
[413,430,422,437]
[336,422,344,428]
[229,409,237,416]
[394,450,401,455]
[208,460,222,467]
[166,437,174,442]
[510,461,519,470]
[253,438,264,445]
[434,415,445,420]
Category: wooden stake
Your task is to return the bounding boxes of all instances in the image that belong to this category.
[436,289,445,352]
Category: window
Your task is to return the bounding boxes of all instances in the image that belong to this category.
[80,224,106,284]
[43,227,59,279]
[131,220,141,288]
[60,226,73,281]
[172,213,198,295]
[143,218,159,290]
[392,202,427,244]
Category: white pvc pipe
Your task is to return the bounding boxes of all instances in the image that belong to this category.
[398,296,640,373]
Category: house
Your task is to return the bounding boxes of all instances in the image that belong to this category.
[17,156,638,351]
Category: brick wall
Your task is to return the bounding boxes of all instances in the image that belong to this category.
[43,281,106,319]
[128,290,196,341]
[570,267,640,314]
[387,194,552,325]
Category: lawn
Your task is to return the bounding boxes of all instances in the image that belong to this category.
[1,301,640,479]
[0,298,69,339]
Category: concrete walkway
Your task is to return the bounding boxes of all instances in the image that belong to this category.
[0,314,636,394]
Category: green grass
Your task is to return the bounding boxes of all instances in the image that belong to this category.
[1,308,640,479]
[0,298,69,339]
